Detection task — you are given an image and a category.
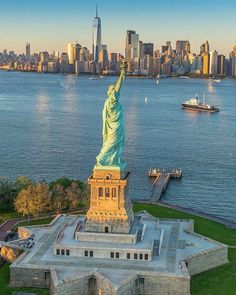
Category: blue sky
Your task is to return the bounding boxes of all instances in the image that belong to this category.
[1,0,236,55]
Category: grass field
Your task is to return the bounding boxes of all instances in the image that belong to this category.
[133,203,236,295]
[0,203,235,295]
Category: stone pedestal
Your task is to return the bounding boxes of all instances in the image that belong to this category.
[85,166,134,234]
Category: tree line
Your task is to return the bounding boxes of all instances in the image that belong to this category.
[0,176,89,218]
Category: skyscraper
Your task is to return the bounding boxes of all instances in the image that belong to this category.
[92,5,102,63]
[67,43,75,65]
[125,30,139,62]
[176,40,188,56]
[26,42,30,61]
[209,50,218,75]
[143,43,154,57]
[231,45,236,77]
[125,30,136,61]
[205,41,210,54]
[74,43,82,61]
[202,53,210,75]
[217,55,225,75]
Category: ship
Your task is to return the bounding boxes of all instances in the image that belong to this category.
[181,94,219,113]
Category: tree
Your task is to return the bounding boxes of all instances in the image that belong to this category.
[50,183,67,214]
[0,177,17,209]
[15,176,33,193]
[66,181,81,211]
[14,187,31,218]
[15,183,50,218]
[50,177,72,190]
[31,183,51,218]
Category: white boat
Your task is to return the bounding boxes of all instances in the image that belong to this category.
[181,93,219,113]
[156,80,159,85]
[89,76,98,80]
[179,76,190,79]
[145,97,148,103]
[100,75,104,79]
[214,79,221,83]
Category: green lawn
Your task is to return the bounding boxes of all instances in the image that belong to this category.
[0,209,21,224]
[133,203,236,295]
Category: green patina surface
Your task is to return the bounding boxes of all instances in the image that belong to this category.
[96,61,127,169]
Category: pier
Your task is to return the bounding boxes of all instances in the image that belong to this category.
[148,168,182,202]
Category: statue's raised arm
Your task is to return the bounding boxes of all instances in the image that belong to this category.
[115,59,128,93]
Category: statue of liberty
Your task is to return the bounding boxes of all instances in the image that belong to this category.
[96,59,128,169]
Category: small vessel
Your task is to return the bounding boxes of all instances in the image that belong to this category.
[214,79,221,83]
[89,76,98,80]
[181,93,219,113]
[100,75,104,79]
[145,97,148,103]
[179,76,190,79]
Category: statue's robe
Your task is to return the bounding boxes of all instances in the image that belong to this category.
[96,88,125,167]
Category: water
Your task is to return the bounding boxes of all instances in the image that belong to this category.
[0,72,235,222]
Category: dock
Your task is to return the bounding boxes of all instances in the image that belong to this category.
[148,168,182,202]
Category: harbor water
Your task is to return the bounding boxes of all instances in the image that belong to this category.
[0,72,235,221]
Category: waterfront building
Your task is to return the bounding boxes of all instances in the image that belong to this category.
[74,43,82,61]
[166,41,171,48]
[92,5,102,63]
[232,53,236,77]
[54,51,60,59]
[202,53,210,75]
[162,60,172,76]
[99,44,109,70]
[153,56,161,76]
[60,52,69,73]
[80,47,90,61]
[130,33,139,60]
[205,40,210,54]
[143,43,154,57]
[176,40,188,56]
[209,50,218,75]
[200,40,209,56]
[109,53,118,72]
[138,40,143,59]
[47,60,57,73]
[26,42,30,61]
[125,30,139,62]
[185,41,191,54]
[217,55,226,75]
[67,43,75,65]
[75,60,90,74]
[161,45,169,54]
[39,51,49,63]
[125,30,136,61]
[200,43,205,55]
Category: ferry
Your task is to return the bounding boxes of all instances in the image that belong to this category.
[181,94,219,113]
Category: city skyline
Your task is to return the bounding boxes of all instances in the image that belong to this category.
[1,0,236,56]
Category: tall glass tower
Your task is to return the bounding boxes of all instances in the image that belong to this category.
[93,5,102,63]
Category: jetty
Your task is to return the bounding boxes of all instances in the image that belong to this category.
[148,168,182,202]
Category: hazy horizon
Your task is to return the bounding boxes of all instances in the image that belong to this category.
[1,0,236,56]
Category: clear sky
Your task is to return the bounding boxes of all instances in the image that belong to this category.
[1,0,236,56]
